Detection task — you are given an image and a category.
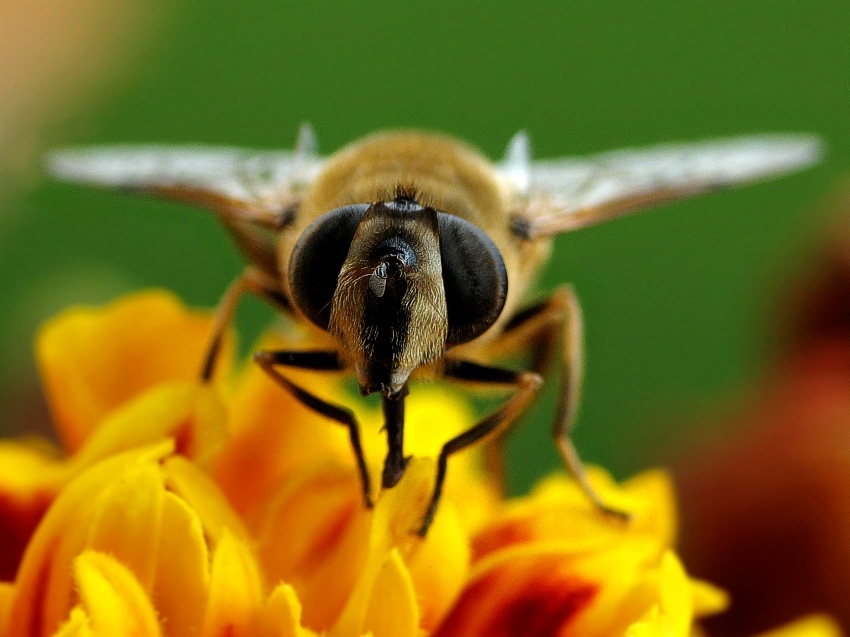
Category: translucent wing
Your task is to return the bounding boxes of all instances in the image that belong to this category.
[48,124,324,277]
[47,123,324,226]
[498,133,823,239]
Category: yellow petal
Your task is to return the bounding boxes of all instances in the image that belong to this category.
[72,382,227,470]
[471,468,675,563]
[151,492,210,636]
[200,532,263,637]
[755,616,844,637]
[689,578,729,618]
[162,455,251,545]
[50,607,93,637]
[74,551,162,637]
[37,290,231,452]
[261,584,320,637]
[331,458,434,637]
[404,497,469,632]
[8,442,173,637]
[84,461,165,594]
[0,440,66,580]
[361,550,419,637]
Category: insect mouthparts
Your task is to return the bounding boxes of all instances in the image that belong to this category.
[369,262,388,298]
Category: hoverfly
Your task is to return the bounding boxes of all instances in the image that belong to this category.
[49,125,821,534]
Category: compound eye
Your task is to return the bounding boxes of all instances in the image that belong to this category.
[289,204,369,329]
[438,213,508,346]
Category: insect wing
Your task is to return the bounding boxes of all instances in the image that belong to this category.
[501,134,823,239]
[47,123,324,220]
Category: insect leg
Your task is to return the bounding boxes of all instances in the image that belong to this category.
[545,287,631,520]
[200,266,289,382]
[479,286,630,520]
[253,349,374,508]
[381,388,411,489]
[419,361,543,536]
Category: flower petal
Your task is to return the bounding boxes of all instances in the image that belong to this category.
[162,456,251,545]
[8,442,173,637]
[151,492,210,636]
[200,531,263,637]
[690,578,729,618]
[0,441,65,580]
[72,382,227,470]
[214,334,352,519]
[37,291,231,452]
[73,551,162,637]
[261,584,320,637]
[84,461,165,593]
[755,615,844,637]
[361,550,419,637]
[255,464,370,632]
[471,468,676,563]
[0,581,13,635]
[50,607,93,637]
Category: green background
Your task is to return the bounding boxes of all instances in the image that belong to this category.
[1,3,846,494]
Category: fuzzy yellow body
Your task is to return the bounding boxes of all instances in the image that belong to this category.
[279,131,552,360]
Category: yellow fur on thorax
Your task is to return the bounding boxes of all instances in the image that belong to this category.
[278,130,552,345]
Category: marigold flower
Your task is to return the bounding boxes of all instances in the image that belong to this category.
[0,290,842,637]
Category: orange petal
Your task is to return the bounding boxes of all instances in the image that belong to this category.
[8,442,173,637]
[37,290,231,452]
[200,531,263,637]
[0,441,66,580]
[214,334,352,520]
[255,464,371,632]
[72,382,227,470]
[0,581,13,635]
[73,551,162,637]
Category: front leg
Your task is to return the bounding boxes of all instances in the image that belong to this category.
[419,361,543,536]
[467,286,631,520]
[253,349,374,508]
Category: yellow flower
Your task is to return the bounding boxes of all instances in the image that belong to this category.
[0,290,841,636]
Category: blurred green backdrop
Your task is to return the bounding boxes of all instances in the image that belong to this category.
[0,2,846,494]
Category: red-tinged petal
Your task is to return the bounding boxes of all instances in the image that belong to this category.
[162,456,251,545]
[261,584,320,637]
[151,492,210,636]
[50,607,93,637]
[0,441,66,581]
[433,549,600,637]
[255,464,371,632]
[36,291,231,452]
[72,382,227,470]
[199,532,263,637]
[471,468,676,563]
[214,335,352,520]
[73,551,163,637]
[360,550,419,637]
[8,442,173,637]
